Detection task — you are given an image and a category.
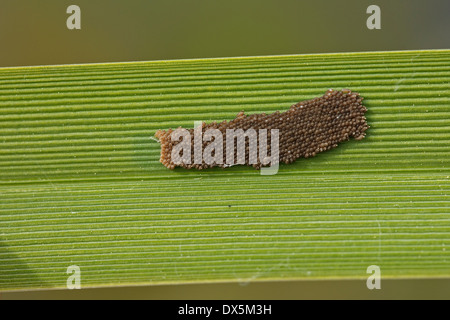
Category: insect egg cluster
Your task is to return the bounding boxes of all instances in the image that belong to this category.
[155,89,369,170]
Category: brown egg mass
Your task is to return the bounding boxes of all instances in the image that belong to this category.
[155,89,369,170]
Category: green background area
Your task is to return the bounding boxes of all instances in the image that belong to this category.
[0,0,449,67]
[0,0,449,300]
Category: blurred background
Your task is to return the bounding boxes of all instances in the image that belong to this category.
[2,279,450,299]
[0,0,449,299]
[0,0,449,67]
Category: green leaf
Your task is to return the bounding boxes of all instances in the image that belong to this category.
[0,50,449,291]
